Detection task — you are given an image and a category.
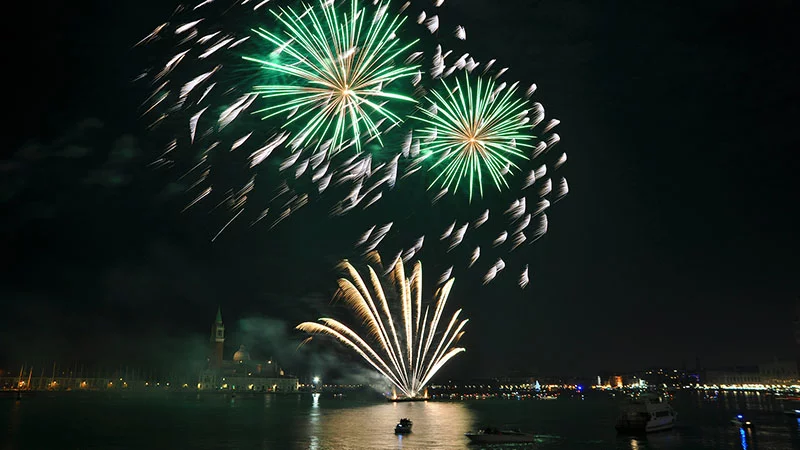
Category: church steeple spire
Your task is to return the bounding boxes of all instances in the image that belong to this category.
[210,307,225,367]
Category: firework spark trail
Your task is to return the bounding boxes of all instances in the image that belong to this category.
[250,132,290,167]
[298,255,467,398]
[519,265,529,288]
[246,0,420,155]
[138,0,569,287]
[356,225,376,246]
[554,151,567,170]
[514,213,531,234]
[211,208,244,242]
[473,209,489,228]
[438,266,453,285]
[482,266,496,285]
[440,220,455,240]
[554,177,569,203]
[510,231,526,251]
[413,73,536,202]
[469,246,480,267]
[447,223,468,251]
[140,0,485,231]
[539,178,553,197]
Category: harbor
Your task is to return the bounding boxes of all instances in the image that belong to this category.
[3,388,795,449]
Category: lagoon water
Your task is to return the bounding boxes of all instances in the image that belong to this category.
[2,391,796,449]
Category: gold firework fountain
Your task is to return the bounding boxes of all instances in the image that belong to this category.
[297,254,468,400]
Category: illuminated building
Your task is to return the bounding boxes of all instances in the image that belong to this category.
[641,368,683,386]
[607,376,624,388]
[703,366,761,385]
[759,359,799,385]
[198,309,299,392]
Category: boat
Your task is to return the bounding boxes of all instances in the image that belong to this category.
[465,427,536,444]
[394,418,413,434]
[615,393,677,433]
[782,408,800,416]
[731,415,755,429]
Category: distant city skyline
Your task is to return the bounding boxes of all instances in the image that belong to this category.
[2,0,798,377]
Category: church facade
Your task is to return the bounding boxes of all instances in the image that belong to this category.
[198,308,299,392]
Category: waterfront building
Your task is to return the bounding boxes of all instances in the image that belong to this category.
[759,359,800,385]
[703,366,761,385]
[198,309,299,392]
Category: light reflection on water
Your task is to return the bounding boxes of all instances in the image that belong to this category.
[307,400,474,449]
[739,428,748,450]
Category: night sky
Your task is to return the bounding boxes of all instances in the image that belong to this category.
[2,0,798,379]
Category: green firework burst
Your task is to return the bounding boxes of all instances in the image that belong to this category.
[244,0,419,155]
[413,75,534,202]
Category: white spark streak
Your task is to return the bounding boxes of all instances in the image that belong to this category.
[519,265,529,289]
[543,119,560,134]
[432,188,448,204]
[211,208,244,242]
[250,132,289,167]
[189,106,208,144]
[441,221,456,240]
[199,37,234,58]
[522,170,536,189]
[425,15,439,33]
[231,132,253,151]
[356,226,376,246]
[539,178,552,197]
[176,20,203,35]
[483,266,497,285]
[438,266,453,285]
[525,83,537,98]
[473,209,489,228]
[469,247,480,268]
[554,152,567,170]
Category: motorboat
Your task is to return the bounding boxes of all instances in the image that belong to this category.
[465,427,536,443]
[615,393,677,433]
[394,418,413,434]
[783,409,800,417]
[731,414,755,429]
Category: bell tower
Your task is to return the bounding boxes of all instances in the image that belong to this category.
[210,307,225,367]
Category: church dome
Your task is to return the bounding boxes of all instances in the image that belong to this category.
[233,344,250,362]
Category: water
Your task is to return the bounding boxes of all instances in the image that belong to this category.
[2,391,796,449]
